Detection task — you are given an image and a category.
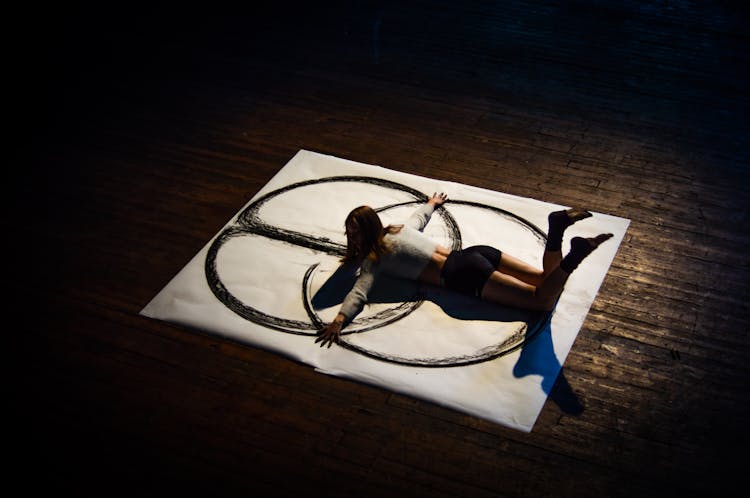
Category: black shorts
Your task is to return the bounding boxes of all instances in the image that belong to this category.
[440,245,502,297]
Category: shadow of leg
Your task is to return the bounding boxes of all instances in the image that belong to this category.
[513,322,585,416]
[549,369,584,415]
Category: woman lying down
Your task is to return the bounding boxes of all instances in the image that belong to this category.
[316,192,612,348]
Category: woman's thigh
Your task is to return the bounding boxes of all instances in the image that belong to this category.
[480,271,551,311]
[497,252,544,286]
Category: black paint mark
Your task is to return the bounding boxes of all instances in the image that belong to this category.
[446,200,547,247]
[205,226,313,335]
[204,175,551,367]
[336,315,551,368]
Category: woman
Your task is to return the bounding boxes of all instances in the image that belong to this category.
[315,192,612,348]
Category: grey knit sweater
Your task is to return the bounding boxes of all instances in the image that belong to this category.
[339,203,438,319]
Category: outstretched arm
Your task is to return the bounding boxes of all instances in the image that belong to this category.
[405,192,449,231]
[316,262,376,348]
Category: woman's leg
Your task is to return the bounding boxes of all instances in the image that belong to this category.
[494,208,593,286]
[496,252,544,287]
[481,234,613,311]
[544,207,592,270]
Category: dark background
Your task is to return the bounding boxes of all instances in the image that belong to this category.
[10,1,749,496]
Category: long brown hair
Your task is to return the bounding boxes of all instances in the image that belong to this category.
[342,206,400,264]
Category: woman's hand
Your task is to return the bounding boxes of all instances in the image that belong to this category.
[428,192,448,207]
[316,314,345,348]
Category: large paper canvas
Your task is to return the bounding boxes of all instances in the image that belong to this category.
[141,149,630,432]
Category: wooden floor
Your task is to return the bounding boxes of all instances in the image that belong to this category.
[12,1,749,496]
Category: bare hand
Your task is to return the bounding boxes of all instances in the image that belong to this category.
[428,192,448,206]
[315,320,342,348]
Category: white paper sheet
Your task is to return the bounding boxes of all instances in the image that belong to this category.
[140,149,630,432]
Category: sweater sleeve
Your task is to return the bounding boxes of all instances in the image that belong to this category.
[338,261,377,320]
[404,203,436,231]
